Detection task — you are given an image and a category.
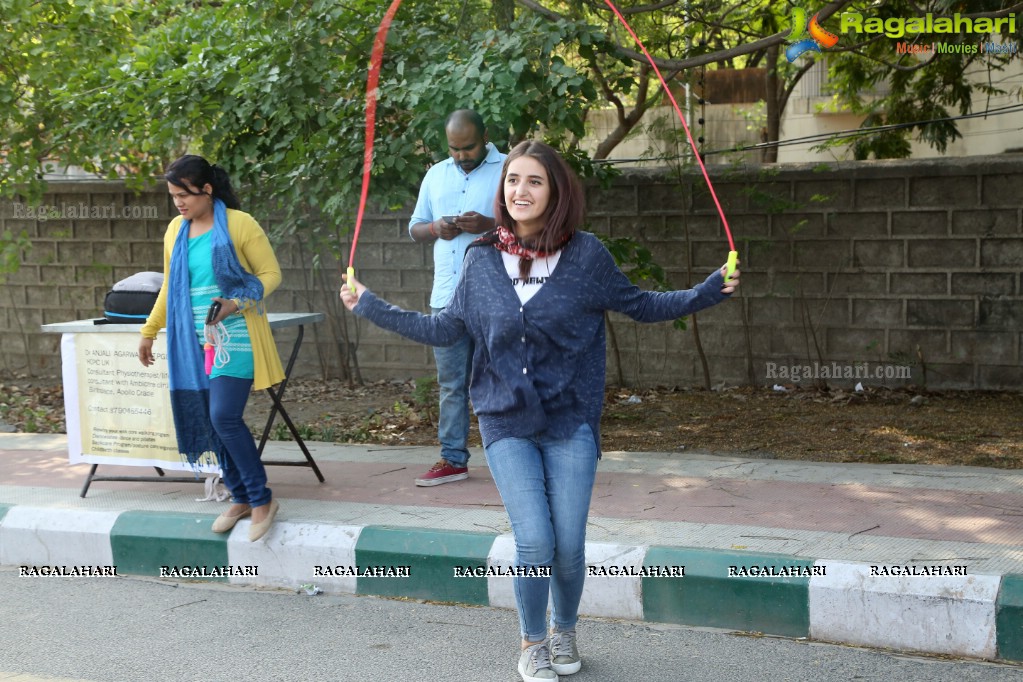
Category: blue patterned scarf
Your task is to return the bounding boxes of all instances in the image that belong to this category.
[167,198,264,465]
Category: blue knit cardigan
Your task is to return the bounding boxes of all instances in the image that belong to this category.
[354,231,731,454]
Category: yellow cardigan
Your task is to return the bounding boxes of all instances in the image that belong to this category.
[141,209,286,391]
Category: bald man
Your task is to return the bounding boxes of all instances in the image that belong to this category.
[408,109,506,486]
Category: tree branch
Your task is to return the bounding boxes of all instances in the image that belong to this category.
[584,0,681,14]
[779,57,817,118]
[518,0,1018,74]
[606,0,854,71]
[593,64,674,160]
[591,60,625,121]
[515,0,562,22]
[941,3,1023,19]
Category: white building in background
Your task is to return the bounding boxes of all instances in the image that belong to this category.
[582,50,1023,166]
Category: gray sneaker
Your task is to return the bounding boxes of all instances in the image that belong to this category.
[518,641,558,682]
[549,629,581,675]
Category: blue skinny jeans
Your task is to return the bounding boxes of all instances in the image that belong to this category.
[209,375,271,508]
[484,423,598,641]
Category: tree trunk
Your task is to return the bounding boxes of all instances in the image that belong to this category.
[492,0,514,30]
[763,44,780,163]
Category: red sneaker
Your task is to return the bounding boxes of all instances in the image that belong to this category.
[415,459,469,487]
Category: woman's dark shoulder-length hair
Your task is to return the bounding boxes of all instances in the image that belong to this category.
[164,154,241,210]
[494,140,585,251]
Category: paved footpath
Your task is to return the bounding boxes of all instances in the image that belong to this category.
[1,433,1021,663]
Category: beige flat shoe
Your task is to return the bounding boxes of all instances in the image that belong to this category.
[211,506,251,533]
[248,499,279,541]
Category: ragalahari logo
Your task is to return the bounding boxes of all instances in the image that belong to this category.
[786,7,840,62]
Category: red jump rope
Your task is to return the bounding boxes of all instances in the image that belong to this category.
[347,1,738,288]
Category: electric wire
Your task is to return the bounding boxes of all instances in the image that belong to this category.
[705,102,1023,156]
[590,100,1023,164]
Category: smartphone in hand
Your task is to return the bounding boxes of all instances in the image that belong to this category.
[442,215,459,224]
[205,301,222,325]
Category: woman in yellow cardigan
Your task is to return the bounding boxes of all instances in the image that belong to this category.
[138,155,285,541]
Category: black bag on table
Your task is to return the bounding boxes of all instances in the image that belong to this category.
[102,271,163,324]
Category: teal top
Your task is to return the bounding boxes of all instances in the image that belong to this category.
[188,230,254,379]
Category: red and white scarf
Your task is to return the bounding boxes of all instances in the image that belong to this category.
[493,226,572,259]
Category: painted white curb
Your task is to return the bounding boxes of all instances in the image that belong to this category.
[1,503,1018,663]
[579,542,646,621]
[0,507,119,567]
[227,520,363,593]
[809,561,1001,659]
[486,536,646,621]
[486,534,518,610]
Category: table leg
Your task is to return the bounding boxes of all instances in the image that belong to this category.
[256,323,325,482]
[80,463,99,498]
[258,324,303,452]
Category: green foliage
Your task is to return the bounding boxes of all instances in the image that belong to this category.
[598,235,686,331]
[0,0,149,200]
[4,0,1010,231]
[1,0,608,262]
[411,376,437,409]
[743,185,799,214]
[388,12,600,151]
[599,236,666,286]
[820,0,1019,159]
[0,388,58,432]
[0,228,31,284]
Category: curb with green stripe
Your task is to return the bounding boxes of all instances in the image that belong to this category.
[1,504,1021,663]
[997,574,1023,661]
[354,526,496,605]
[110,511,228,580]
[642,547,812,638]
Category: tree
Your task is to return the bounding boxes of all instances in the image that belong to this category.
[0,0,607,381]
[2,0,606,205]
[515,0,1022,161]
[821,1,1022,159]
[517,0,855,161]
[0,0,154,200]
[4,0,1020,379]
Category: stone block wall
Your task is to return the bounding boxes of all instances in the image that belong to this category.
[1,154,1021,390]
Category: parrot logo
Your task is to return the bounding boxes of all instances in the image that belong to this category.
[786,7,840,62]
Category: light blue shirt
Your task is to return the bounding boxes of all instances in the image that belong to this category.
[409,142,506,308]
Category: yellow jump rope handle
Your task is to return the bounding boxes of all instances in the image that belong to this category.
[347,266,356,294]
[726,250,738,279]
